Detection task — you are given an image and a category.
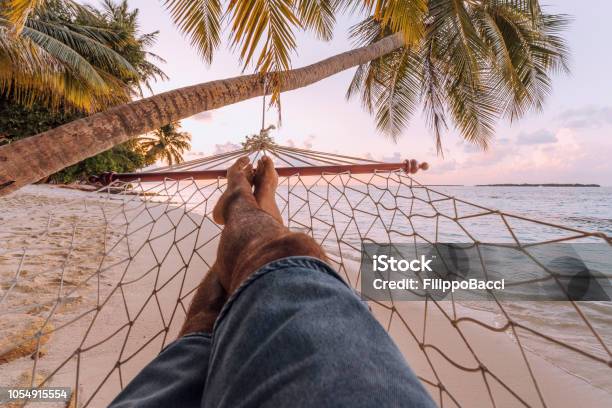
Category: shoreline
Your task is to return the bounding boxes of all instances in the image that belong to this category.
[317,251,612,406]
[0,185,610,407]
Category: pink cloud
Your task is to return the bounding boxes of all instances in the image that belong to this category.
[190,111,214,122]
[213,142,241,154]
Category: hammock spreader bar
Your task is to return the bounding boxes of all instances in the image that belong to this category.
[94,160,429,184]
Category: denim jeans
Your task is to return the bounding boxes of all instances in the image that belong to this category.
[109,256,436,407]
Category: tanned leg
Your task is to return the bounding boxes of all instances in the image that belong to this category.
[180,156,327,335]
[212,157,254,225]
[253,156,283,224]
[179,263,227,336]
[214,157,327,295]
[180,157,253,335]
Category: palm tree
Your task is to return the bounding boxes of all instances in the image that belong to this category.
[139,122,192,166]
[0,0,167,111]
[0,0,568,196]
[346,4,568,153]
[87,0,168,97]
[0,0,139,111]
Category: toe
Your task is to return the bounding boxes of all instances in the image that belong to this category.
[235,156,250,168]
[245,164,255,183]
[263,156,274,170]
[254,158,264,179]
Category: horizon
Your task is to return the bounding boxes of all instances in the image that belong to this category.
[84,0,612,186]
[1,2,611,406]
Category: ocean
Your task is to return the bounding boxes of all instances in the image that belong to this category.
[177,181,612,393]
[429,186,611,392]
[435,186,612,237]
[278,184,612,393]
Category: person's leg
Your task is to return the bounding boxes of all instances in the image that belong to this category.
[212,156,326,295]
[181,154,296,336]
[253,156,283,224]
[108,332,212,408]
[108,272,219,408]
[203,158,436,407]
[108,156,327,408]
[181,154,327,334]
[179,263,227,336]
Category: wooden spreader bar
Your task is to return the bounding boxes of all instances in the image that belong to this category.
[94,160,429,184]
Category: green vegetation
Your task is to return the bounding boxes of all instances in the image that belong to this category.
[1,0,166,110]
[139,122,192,166]
[0,0,570,191]
[2,0,131,110]
[5,0,568,152]
[346,4,569,151]
[0,99,151,182]
[51,142,148,183]
[0,100,82,143]
[160,0,568,151]
[0,0,191,183]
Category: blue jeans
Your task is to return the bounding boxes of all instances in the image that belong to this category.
[109,257,436,407]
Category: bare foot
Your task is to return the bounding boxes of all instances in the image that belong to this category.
[254,156,283,224]
[213,157,254,225]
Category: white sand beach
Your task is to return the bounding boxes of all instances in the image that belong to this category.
[0,184,610,407]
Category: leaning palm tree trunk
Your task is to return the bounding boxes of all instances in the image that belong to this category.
[0,33,403,197]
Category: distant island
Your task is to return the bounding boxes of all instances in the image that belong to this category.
[476,183,600,187]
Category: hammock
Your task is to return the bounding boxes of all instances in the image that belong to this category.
[0,131,610,407]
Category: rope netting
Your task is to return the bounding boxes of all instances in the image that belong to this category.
[0,142,611,407]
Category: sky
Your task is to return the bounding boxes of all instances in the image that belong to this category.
[93,0,612,185]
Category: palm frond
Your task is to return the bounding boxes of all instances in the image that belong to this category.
[379,0,427,45]
[348,14,385,46]
[60,22,122,45]
[4,0,92,33]
[23,18,139,79]
[296,0,336,41]
[474,2,569,120]
[348,16,422,142]
[372,47,422,141]
[139,121,192,165]
[0,26,113,110]
[227,0,299,72]
[0,27,64,106]
[15,23,109,90]
[163,0,222,63]
[443,74,498,149]
[420,42,447,154]
[340,0,426,44]
[507,0,541,23]
[227,0,300,105]
[431,4,496,147]
[4,0,45,33]
[1,0,166,111]
[346,17,385,112]
[346,1,567,152]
